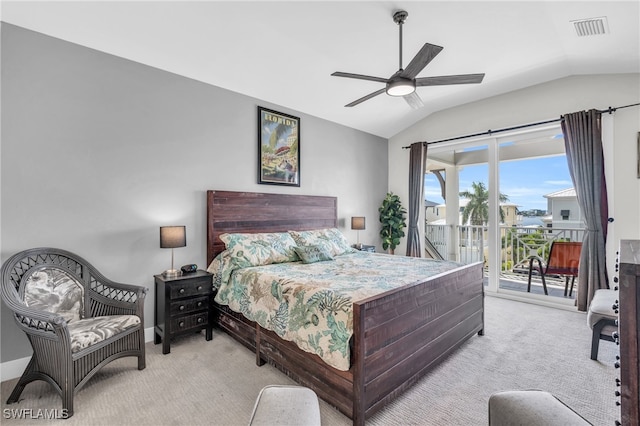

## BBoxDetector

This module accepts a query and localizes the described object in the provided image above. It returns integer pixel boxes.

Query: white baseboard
[0,357,30,383]
[1,327,156,382]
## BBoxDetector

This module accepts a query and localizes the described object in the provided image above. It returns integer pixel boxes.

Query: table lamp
[351,216,365,249]
[160,226,186,278]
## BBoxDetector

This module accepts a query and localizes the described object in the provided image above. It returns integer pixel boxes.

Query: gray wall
[0,23,388,364]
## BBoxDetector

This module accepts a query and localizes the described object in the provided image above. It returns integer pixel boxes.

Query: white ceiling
[1,1,638,139]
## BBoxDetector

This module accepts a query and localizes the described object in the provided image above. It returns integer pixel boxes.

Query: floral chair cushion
[288,228,356,257]
[23,268,84,323]
[67,315,141,353]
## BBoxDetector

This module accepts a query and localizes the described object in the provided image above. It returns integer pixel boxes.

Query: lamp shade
[351,217,366,231]
[160,226,186,248]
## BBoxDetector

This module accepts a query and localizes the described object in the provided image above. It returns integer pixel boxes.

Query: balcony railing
[425,224,585,275]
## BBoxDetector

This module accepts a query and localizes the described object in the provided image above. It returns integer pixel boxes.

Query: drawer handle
[197,301,203,307]
[197,285,202,291]
[197,317,203,323]
[179,321,185,328]
[179,288,185,294]
[179,305,185,311]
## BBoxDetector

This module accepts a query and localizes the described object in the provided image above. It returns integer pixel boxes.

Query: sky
[424,154,574,212]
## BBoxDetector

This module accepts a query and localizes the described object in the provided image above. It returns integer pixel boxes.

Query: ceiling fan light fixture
[331,9,483,108]
[386,78,415,96]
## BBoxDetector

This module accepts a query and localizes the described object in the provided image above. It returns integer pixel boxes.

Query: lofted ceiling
[1,1,638,139]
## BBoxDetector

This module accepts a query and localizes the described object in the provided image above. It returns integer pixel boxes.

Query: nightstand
[354,244,376,253]
[154,270,214,354]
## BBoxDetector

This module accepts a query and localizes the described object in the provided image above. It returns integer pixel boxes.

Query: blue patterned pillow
[207,249,235,287]
[293,245,334,264]
[220,232,299,271]
[289,228,356,257]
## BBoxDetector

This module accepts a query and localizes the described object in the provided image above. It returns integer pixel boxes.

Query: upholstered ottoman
[249,385,321,426]
[488,390,590,425]
[587,288,618,360]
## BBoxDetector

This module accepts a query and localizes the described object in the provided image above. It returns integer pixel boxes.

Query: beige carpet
[1,296,619,425]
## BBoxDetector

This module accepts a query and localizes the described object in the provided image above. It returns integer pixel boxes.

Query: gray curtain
[561,109,609,311]
[406,142,428,257]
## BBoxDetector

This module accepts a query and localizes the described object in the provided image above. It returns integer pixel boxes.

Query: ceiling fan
[331,10,485,108]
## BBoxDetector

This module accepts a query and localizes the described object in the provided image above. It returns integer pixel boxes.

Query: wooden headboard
[206,190,338,265]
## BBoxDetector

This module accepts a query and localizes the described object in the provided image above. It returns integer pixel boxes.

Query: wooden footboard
[352,261,484,424]
[213,261,483,425]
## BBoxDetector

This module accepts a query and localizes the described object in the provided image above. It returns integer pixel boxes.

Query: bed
[206,190,484,425]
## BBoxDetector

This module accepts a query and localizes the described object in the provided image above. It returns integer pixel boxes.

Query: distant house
[428,199,520,226]
[542,188,584,229]
[499,202,520,227]
[425,199,440,223]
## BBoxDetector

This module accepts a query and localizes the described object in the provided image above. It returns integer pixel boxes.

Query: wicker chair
[1,247,147,418]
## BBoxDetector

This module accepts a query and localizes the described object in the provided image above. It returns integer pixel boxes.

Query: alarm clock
[180,264,197,274]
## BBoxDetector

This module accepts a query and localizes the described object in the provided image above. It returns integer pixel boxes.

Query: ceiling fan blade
[345,88,387,107]
[403,92,424,109]
[400,43,443,79]
[331,72,388,84]
[416,73,485,86]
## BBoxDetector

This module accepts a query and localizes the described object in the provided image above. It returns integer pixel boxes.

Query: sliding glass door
[425,124,578,306]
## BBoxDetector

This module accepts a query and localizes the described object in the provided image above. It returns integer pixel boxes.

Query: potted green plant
[378,192,407,254]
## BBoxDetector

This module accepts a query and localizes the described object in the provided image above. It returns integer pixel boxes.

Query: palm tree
[459,181,509,225]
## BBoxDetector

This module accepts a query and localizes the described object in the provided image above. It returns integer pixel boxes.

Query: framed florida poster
[258,106,300,186]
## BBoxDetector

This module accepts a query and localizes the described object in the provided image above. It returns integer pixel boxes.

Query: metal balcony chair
[1,247,147,418]
[527,241,582,296]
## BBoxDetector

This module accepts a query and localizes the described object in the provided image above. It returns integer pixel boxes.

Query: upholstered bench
[249,385,321,426]
[488,390,590,425]
[587,288,618,360]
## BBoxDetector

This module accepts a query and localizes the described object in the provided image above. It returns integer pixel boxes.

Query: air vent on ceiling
[571,16,609,37]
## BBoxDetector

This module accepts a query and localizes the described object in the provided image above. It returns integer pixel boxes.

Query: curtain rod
[402,102,640,149]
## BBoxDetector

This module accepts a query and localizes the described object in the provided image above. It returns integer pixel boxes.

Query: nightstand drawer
[171,312,208,332]
[169,278,210,299]
[170,296,208,316]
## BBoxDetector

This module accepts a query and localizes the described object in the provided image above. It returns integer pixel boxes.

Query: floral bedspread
[213,251,463,371]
